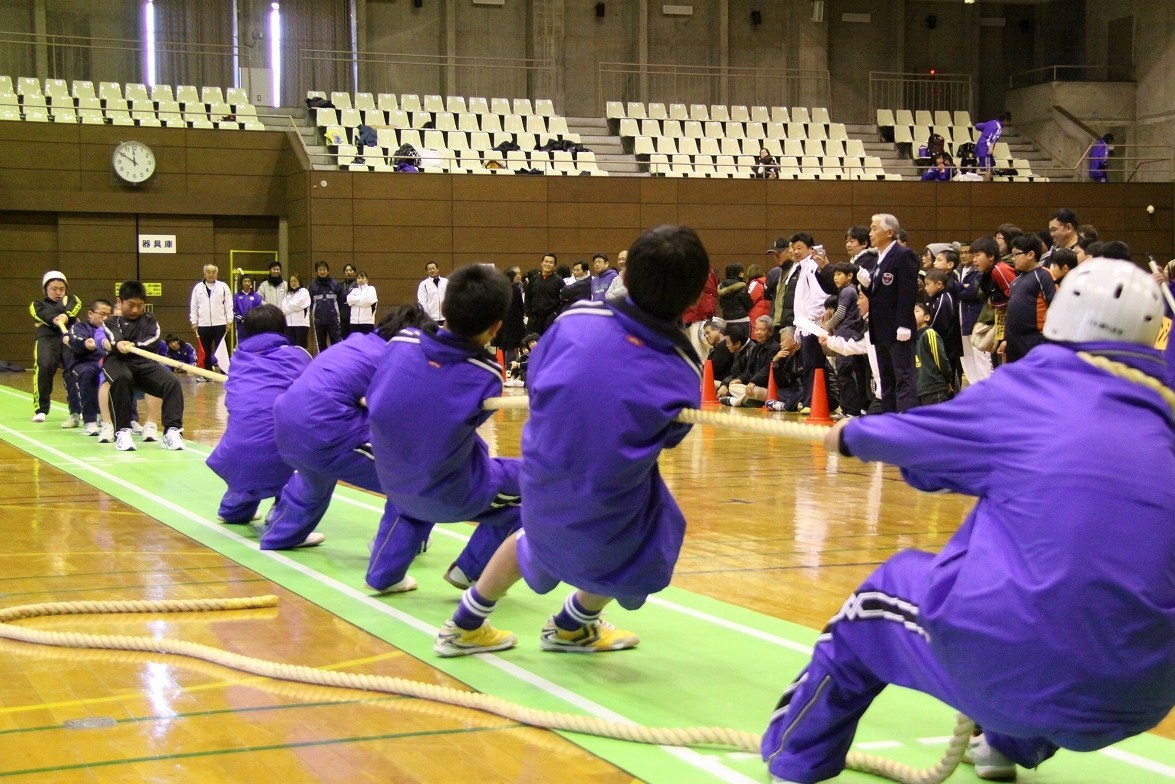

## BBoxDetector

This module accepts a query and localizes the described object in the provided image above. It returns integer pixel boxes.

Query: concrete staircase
[260,107,335,170]
[566,116,640,176]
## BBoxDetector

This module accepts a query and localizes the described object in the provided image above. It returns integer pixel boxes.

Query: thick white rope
[0,597,973,783]
[124,345,229,382]
[485,395,829,443]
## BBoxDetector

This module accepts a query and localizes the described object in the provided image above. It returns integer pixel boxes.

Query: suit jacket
[867,243,919,345]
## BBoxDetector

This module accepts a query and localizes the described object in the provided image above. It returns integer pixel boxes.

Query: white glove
[896,327,912,342]
[856,267,871,288]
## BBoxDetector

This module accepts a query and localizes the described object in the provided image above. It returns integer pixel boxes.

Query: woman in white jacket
[281,273,311,348]
[345,271,378,335]
[189,263,233,372]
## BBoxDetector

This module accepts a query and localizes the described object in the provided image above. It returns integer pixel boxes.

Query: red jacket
[681,268,718,324]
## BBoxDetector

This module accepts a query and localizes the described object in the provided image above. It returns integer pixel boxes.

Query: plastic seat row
[608,101,832,126]
[877,108,973,131]
[618,117,847,144]
[336,146,606,176]
[630,135,865,160]
[647,152,900,180]
[324,125,576,157]
[1,76,253,110]
[308,91,556,118]
[314,106,569,136]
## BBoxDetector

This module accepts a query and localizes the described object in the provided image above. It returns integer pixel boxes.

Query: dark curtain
[281,0,350,107]
[154,0,235,91]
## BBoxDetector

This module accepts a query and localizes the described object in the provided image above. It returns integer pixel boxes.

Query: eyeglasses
[1010,250,1026,256]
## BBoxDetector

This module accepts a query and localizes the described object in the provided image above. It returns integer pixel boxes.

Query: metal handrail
[1007,64,1124,90]
[597,62,831,116]
[868,71,972,121]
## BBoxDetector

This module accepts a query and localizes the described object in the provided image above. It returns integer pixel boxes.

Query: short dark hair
[542,253,557,263]
[505,268,518,283]
[995,224,1023,246]
[1011,233,1046,260]
[971,236,999,258]
[1078,224,1099,242]
[592,252,609,263]
[118,280,147,301]
[789,231,815,248]
[442,263,513,338]
[90,298,112,311]
[925,268,950,285]
[703,319,725,334]
[725,323,748,345]
[239,275,253,288]
[724,262,745,280]
[1085,241,1105,258]
[625,225,711,321]
[896,229,909,244]
[1098,240,1132,261]
[571,260,589,275]
[1049,248,1078,272]
[823,293,838,309]
[937,249,959,268]
[164,334,181,344]
[315,260,330,271]
[846,225,870,246]
[377,303,435,340]
[829,261,856,277]
[556,264,571,279]
[1050,208,1079,230]
[269,261,282,270]
[522,332,540,347]
[243,303,287,336]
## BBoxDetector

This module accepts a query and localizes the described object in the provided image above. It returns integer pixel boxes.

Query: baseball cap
[767,237,789,253]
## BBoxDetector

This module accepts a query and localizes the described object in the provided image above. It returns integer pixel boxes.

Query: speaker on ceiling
[751,10,762,25]
[927,14,937,29]
[595,2,605,18]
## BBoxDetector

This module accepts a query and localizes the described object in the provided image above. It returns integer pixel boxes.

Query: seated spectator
[921,153,954,181]
[505,333,540,388]
[159,334,198,372]
[764,327,805,412]
[703,320,734,381]
[736,316,781,407]
[751,148,779,179]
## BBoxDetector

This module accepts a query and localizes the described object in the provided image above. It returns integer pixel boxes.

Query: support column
[529,0,563,107]
[33,0,48,80]
[638,0,648,103]
[444,0,456,97]
[719,0,729,105]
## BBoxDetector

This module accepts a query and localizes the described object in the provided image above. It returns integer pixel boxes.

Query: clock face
[113,141,156,184]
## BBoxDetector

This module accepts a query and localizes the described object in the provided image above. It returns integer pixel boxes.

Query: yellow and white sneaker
[539,617,639,653]
[434,620,517,658]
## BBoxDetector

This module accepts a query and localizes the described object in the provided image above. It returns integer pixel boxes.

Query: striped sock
[552,593,600,633]
[452,586,497,631]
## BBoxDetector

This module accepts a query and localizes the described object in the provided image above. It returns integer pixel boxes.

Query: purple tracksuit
[67,320,112,423]
[516,299,701,609]
[206,332,311,523]
[974,118,1003,168]
[262,332,388,550]
[763,341,1175,783]
[365,328,520,591]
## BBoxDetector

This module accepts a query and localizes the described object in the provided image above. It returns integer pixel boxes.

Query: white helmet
[42,270,67,290]
[1043,258,1163,345]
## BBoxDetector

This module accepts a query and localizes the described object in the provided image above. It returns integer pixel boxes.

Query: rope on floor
[0,595,974,784]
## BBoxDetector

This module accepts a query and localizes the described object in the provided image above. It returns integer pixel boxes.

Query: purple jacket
[206,332,311,494]
[518,299,701,608]
[842,341,1175,747]
[366,328,512,523]
[974,118,1003,157]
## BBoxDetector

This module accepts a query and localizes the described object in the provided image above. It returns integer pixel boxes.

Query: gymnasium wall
[0,121,1171,365]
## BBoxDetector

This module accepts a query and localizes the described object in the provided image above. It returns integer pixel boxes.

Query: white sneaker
[368,576,419,595]
[295,532,325,548]
[443,563,472,590]
[97,423,115,443]
[130,420,143,435]
[31,413,46,423]
[114,429,136,451]
[141,423,159,442]
[60,413,81,429]
[83,422,100,436]
[969,735,1017,781]
[161,428,185,451]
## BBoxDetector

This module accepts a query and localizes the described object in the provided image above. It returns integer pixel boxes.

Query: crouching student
[763,260,1175,784]
[67,299,113,436]
[432,225,711,657]
[262,305,438,572]
[364,268,523,595]
[206,305,311,525]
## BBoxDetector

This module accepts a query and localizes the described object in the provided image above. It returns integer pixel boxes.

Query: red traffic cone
[762,368,779,413]
[806,367,834,425]
[701,359,719,406]
[496,348,507,382]
[196,339,206,368]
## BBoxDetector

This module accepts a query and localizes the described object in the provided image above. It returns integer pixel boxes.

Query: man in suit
[866,214,919,412]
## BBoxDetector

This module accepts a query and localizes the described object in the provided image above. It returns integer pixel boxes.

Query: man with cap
[29,270,83,424]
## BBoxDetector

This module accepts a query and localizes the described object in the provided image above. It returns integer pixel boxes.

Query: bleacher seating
[613,100,891,179]
[876,107,1047,181]
[0,76,267,131]
[313,90,603,176]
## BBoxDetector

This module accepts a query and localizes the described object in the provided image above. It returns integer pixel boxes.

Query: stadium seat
[605,101,624,120]
[354,92,375,111]
[709,104,729,122]
[377,93,398,112]
[446,95,467,114]
[689,103,708,121]
[648,102,667,121]
[423,94,444,113]
[400,93,422,112]
[534,98,554,116]
[668,103,688,121]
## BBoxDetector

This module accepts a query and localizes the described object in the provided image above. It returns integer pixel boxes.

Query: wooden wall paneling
[762,205,855,237]
[640,203,681,229]
[362,199,455,227]
[546,177,641,205]
[452,173,543,203]
[640,178,679,204]
[546,201,642,231]
[451,226,550,256]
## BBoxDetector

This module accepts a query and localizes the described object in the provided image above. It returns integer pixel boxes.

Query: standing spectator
[746,264,771,323]
[1001,233,1055,363]
[605,249,629,302]
[866,214,920,412]
[281,273,311,349]
[524,253,564,334]
[493,267,527,365]
[764,237,789,310]
[345,270,378,335]
[416,261,449,327]
[189,263,232,374]
[913,301,954,405]
[1089,133,1113,182]
[974,112,1009,178]
[957,241,990,384]
[589,253,618,302]
[845,226,878,275]
[1046,208,1081,260]
[771,243,801,336]
[257,261,287,308]
[30,270,83,423]
[717,263,753,327]
[924,268,962,387]
[790,233,828,408]
[973,236,1016,371]
[1048,248,1079,287]
[681,266,718,361]
[308,260,344,352]
[823,263,868,417]
[339,263,358,338]
[560,260,592,309]
[995,223,1022,264]
[233,275,263,340]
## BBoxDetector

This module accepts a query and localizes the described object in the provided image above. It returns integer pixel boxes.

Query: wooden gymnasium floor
[1,369,1174,784]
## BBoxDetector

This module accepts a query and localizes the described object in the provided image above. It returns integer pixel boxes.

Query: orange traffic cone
[762,368,779,413]
[806,367,834,425]
[701,359,719,406]
[496,348,507,383]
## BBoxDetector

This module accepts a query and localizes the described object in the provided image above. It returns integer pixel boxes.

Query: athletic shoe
[418,537,430,554]
[60,413,81,429]
[97,423,114,443]
[130,420,143,435]
[31,413,46,423]
[968,735,1017,782]
[433,620,517,658]
[161,428,185,451]
[539,617,639,653]
[294,532,325,548]
[765,400,788,412]
[443,563,472,590]
[141,423,159,442]
[367,576,418,595]
[195,376,207,383]
[798,405,812,415]
[718,396,733,406]
[114,429,136,452]
[503,378,525,388]
[83,422,100,436]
